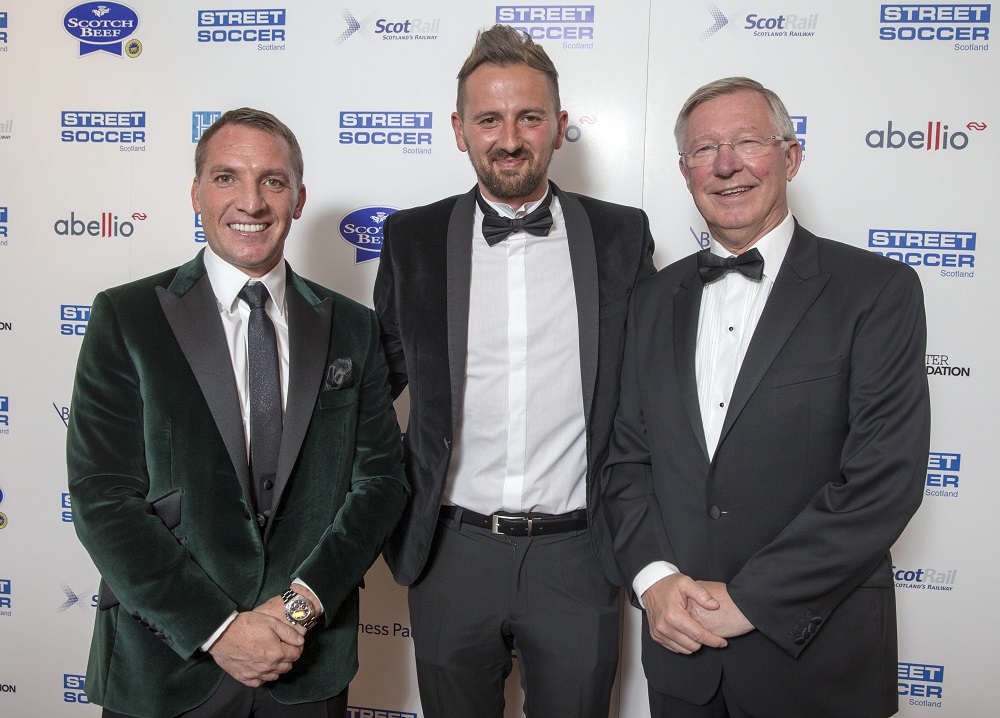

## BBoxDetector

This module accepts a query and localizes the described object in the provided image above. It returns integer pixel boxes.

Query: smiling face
[191,123,306,277]
[452,62,568,209]
[679,89,801,254]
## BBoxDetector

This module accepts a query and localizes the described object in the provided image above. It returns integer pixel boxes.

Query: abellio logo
[54,211,147,238]
[339,206,396,264]
[865,120,987,150]
[63,2,140,57]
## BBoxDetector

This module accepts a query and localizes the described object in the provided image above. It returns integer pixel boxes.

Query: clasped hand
[207,594,310,688]
[641,575,754,654]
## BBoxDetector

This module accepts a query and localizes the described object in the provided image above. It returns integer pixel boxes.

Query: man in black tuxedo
[602,77,930,717]
[374,24,654,718]
[68,108,408,718]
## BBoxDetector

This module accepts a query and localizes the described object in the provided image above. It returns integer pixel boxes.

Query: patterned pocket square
[325,358,354,389]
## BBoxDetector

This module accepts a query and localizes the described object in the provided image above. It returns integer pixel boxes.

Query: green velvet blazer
[67,251,408,718]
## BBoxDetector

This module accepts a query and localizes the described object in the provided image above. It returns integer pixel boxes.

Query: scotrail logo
[192,111,222,142]
[339,112,432,152]
[927,451,960,498]
[63,2,141,57]
[496,5,596,49]
[335,10,440,45]
[340,206,396,264]
[898,662,945,708]
[0,118,10,140]
[880,4,990,50]
[867,229,976,277]
[700,4,819,39]
[197,9,287,49]
[893,565,958,592]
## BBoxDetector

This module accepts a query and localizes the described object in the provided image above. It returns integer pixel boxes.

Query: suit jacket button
[263,479,274,491]
[708,506,722,520]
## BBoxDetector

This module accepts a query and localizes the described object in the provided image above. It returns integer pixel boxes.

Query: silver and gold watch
[282,589,318,630]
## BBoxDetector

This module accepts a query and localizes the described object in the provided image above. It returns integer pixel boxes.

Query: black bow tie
[477,189,554,246]
[697,248,765,284]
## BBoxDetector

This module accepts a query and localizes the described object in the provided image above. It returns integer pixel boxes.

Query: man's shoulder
[100,265,186,302]
[805,227,921,285]
[294,274,374,319]
[386,193,465,227]
[562,190,647,222]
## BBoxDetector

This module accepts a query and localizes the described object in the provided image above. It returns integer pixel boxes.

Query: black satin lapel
[156,278,252,505]
[271,287,333,509]
[718,263,829,447]
[446,188,477,432]
[673,274,709,460]
[556,184,599,426]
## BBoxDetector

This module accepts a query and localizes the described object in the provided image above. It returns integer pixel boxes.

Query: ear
[553,110,569,149]
[190,178,201,213]
[451,112,469,153]
[293,184,306,220]
[785,140,802,181]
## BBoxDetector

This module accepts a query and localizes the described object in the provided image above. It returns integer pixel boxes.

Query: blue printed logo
[339,206,396,264]
[64,2,140,57]
[192,111,222,142]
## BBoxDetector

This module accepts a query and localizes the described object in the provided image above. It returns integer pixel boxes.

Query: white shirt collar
[203,244,287,317]
[481,185,552,218]
[709,210,794,283]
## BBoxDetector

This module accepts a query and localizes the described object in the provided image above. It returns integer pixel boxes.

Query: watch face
[288,598,311,622]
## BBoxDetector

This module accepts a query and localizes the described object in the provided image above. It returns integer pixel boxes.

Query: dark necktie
[697,248,765,284]
[239,282,282,528]
[477,188,554,246]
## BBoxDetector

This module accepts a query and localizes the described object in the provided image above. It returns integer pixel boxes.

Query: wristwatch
[282,589,318,630]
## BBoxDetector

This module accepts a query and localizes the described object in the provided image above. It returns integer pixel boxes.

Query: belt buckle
[491,514,533,536]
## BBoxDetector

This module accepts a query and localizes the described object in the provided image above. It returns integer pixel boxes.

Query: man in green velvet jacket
[66,108,408,718]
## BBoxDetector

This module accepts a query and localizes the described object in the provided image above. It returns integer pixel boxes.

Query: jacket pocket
[771,356,846,388]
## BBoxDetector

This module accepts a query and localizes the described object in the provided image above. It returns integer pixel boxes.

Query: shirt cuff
[201,611,238,652]
[633,561,680,609]
[292,577,324,615]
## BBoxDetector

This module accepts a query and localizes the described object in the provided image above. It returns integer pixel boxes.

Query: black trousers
[648,674,756,718]
[408,512,620,718]
[102,675,348,718]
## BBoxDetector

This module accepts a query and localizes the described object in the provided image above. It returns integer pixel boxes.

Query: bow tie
[697,248,765,284]
[477,189,554,246]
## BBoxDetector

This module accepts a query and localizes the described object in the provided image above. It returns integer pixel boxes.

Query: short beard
[472,147,549,202]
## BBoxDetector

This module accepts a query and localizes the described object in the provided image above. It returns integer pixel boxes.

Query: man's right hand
[642,573,728,654]
[208,611,305,687]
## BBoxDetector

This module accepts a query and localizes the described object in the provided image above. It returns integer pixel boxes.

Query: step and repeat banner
[0,1,994,716]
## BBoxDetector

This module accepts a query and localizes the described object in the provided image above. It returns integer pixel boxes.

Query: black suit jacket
[374,183,655,586]
[67,251,408,718]
[602,223,930,717]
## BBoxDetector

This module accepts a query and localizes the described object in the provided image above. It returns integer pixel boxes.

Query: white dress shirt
[632,211,795,602]
[444,189,588,516]
[200,246,320,649]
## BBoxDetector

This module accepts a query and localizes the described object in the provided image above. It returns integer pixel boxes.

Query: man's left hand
[687,581,755,638]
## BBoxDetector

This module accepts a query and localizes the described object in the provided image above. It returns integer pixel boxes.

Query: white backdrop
[0,1,994,716]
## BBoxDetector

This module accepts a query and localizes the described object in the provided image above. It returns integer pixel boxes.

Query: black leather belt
[440,505,588,537]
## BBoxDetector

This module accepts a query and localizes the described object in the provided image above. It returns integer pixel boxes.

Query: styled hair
[456,24,560,116]
[194,107,304,186]
[674,77,796,152]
